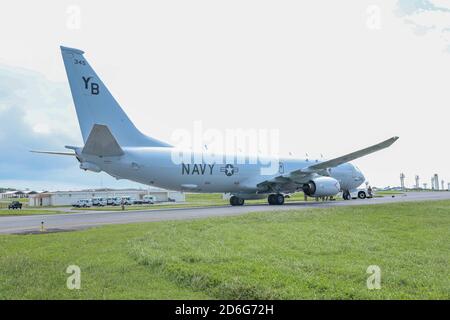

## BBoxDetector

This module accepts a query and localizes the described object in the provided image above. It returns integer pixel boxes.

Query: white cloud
[32,123,51,134]
[396,0,450,51]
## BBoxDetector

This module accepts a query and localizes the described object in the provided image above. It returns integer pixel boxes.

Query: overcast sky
[0,0,449,190]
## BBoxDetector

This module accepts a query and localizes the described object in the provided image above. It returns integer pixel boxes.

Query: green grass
[374,191,405,195]
[0,200,448,299]
[0,209,61,216]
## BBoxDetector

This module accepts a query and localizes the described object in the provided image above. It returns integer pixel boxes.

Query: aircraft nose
[352,165,365,182]
[358,171,365,182]
[355,168,365,182]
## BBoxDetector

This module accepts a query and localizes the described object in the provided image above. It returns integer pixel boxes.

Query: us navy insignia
[220,164,238,176]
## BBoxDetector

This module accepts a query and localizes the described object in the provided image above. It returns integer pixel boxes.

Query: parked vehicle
[110,197,122,206]
[110,196,133,206]
[8,201,22,210]
[106,197,115,205]
[350,188,373,200]
[92,197,107,206]
[142,195,156,204]
[73,199,92,208]
[120,196,134,205]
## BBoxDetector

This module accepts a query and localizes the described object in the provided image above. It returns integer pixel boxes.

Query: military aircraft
[33,46,398,206]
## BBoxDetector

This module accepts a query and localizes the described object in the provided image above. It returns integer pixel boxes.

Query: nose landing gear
[268,194,285,205]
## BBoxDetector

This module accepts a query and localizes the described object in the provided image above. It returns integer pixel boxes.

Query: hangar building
[1,190,39,199]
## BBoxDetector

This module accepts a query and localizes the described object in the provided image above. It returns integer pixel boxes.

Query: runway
[1,192,449,234]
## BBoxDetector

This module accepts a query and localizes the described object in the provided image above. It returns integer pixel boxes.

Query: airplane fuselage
[79,147,365,195]
[46,46,396,205]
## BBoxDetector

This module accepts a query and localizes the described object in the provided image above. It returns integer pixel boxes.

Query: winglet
[378,136,399,148]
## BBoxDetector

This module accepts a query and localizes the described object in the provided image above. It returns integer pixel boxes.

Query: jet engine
[302,177,340,197]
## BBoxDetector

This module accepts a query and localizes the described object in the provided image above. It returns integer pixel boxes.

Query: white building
[1,190,40,199]
[28,188,185,207]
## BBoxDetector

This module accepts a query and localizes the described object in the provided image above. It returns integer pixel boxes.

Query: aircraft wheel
[343,191,351,200]
[275,194,285,205]
[268,194,276,205]
[230,196,244,206]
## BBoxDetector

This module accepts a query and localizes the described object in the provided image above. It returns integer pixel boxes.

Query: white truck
[142,195,156,204]
[73,199,92,208]
[111,196,134,206]
[92,197,107,206]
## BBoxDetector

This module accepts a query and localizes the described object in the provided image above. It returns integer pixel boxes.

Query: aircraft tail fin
[82,124,124,157]
[60,46,171,148]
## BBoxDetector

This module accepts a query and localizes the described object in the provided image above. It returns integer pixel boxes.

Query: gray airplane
[33,46,398,206]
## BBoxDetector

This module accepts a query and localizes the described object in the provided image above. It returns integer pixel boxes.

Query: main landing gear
[230,195,245,206]
[268,194,285,205]
[343,190,351,200]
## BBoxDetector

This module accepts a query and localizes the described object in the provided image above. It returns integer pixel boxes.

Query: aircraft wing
[298,136,399,172]
[256,136,399,192]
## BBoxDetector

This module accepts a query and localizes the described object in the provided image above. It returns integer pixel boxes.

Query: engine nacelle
[302,177,340,197]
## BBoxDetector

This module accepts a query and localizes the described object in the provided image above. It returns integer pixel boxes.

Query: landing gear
[268,194,285,205]
[343,190,351,200]
[230,196,244,206]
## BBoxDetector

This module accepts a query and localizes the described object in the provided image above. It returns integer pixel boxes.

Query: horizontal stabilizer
[82,124,124,157]
[30,150,76,156]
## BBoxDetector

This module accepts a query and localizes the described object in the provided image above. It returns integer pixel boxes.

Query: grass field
[0,209,61,217]
[0,200,448,299]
